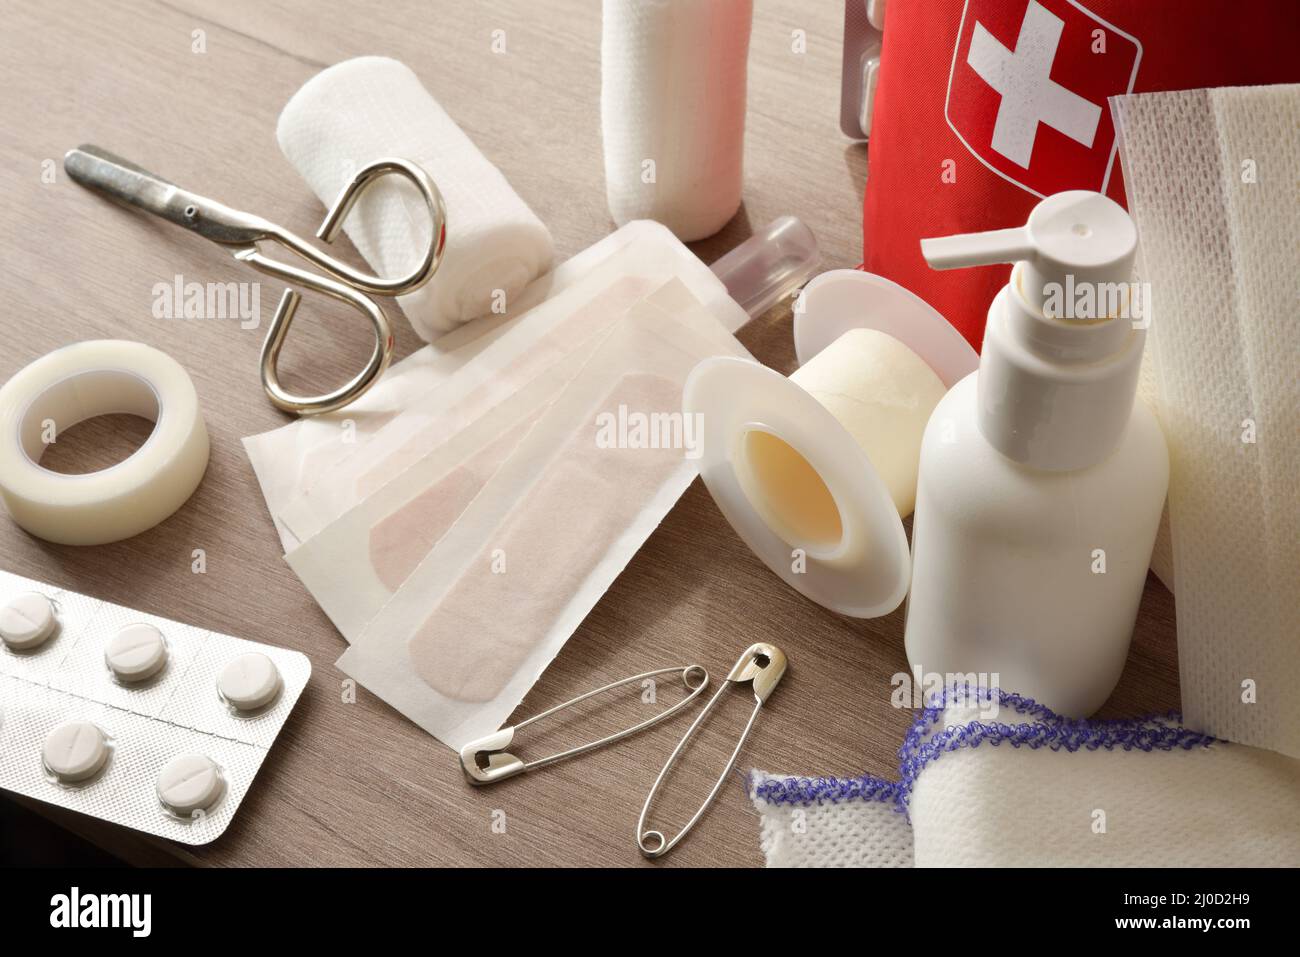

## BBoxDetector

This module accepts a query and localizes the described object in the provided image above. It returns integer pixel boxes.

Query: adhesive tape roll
[0,341,209,545]
[685,270,977,618]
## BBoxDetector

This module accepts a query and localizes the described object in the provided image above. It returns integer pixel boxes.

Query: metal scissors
[64,144,447,415]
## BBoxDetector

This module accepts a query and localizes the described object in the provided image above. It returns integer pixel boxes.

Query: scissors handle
[274,157,447,299]
[236,248,393,416]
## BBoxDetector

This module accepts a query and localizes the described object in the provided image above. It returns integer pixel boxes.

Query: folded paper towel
[277,56,554,340]
[752,688,1300,867]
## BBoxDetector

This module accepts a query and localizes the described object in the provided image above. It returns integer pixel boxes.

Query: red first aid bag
[864,0,1300,349]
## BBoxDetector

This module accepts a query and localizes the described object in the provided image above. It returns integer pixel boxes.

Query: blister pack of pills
[0,569,310,846]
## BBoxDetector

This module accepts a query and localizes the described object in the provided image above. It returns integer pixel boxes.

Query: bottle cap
[920,192,1145,470]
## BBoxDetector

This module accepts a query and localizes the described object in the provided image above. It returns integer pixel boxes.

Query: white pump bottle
[903,192,1168,717]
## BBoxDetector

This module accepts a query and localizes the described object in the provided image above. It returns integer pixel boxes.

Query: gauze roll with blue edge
[601,0,753,241]
[277,56,554,341]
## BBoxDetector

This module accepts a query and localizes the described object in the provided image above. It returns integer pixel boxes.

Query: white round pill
[105,622,168,682]
[217,652,282,711]
[42,720,109,783]
[156,754,224,816]
[0,591,58,650]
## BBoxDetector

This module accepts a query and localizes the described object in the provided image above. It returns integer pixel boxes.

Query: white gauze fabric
[277,56,554,340]
[752,775,914,868]
[1112,84,1300,758]
[752,689,1300,867]
[601,0,752,241]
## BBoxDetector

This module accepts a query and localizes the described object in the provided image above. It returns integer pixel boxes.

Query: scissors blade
[64,144,273,246]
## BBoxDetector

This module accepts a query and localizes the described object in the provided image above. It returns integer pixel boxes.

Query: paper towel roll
[601,0,752,241]
[277,56,554,341]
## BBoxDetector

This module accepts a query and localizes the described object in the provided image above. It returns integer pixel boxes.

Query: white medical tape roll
[685,270,976,617]
[0,341,209,546]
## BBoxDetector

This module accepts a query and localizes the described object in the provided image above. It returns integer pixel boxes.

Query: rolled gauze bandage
[0,341,209,545]
[601,0,752,241]
[277,56,555,341]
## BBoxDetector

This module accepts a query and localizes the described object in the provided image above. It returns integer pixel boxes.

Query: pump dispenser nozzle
[919,191,1145,471]
[921,191,1137,318]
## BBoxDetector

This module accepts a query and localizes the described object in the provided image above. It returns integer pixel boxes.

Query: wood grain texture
[0,0,1179,867]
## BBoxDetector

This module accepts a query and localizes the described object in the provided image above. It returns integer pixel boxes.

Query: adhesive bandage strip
[278,274,659,544]
[244,221,745,552]
[285,335,600,641]
[0,569,309,845]
[275,225,747,544]
[0,341,208,546]
[242,220,637,551]
[289,280,739,643]
[337,292,749,749]
[412,371,683,704]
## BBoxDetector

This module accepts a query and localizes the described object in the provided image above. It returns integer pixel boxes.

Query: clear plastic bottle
[903,192,1168,717]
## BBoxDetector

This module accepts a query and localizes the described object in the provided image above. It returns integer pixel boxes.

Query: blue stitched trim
[751,685,1216,817]
[753,773,902,807]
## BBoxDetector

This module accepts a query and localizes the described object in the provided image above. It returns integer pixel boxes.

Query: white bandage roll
[601,0,753,241]
[277,56,555,341]
[0,341,209,545]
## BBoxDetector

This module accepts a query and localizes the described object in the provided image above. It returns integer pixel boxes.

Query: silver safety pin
[637,642,787,858]
[459,664,710,785]
[64,145,447,416]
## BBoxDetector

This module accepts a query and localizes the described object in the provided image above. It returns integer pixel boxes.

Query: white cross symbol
[967,0,1102,168]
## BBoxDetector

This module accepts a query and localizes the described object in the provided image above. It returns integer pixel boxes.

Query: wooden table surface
[0,0,1179,867]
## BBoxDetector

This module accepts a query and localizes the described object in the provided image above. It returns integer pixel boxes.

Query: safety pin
[459,664,710,785]
[636,642,787,858]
